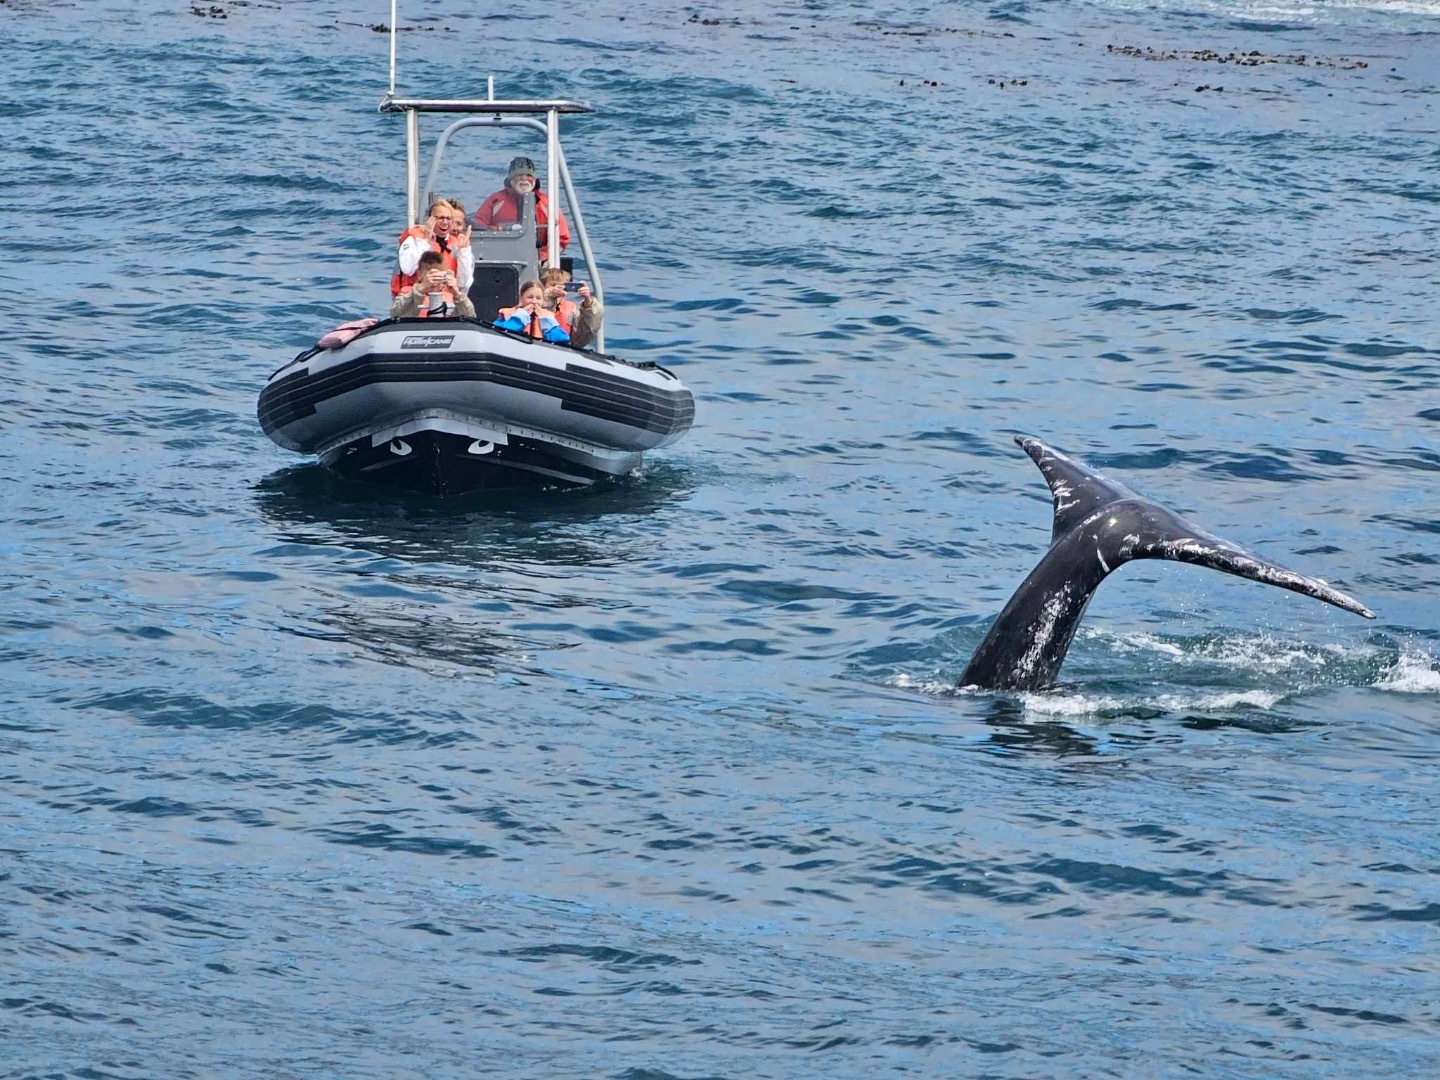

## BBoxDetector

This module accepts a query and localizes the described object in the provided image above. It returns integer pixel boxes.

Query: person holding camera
[539,266,604,350]
[391,198,474,298]
[389,250,475,319]
[472,157,570,266]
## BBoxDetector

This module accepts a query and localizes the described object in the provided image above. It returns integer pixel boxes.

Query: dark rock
[1109,42,1369,71]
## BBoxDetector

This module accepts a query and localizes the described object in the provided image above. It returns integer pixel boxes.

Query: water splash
[1374,646,1440,694]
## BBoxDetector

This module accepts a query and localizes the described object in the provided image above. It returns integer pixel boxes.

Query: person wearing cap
[472,156,571,264]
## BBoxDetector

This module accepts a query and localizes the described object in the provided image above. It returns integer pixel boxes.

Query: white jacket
[397,232,474,292]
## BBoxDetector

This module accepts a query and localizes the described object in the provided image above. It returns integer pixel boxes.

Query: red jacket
[472,188,570,253]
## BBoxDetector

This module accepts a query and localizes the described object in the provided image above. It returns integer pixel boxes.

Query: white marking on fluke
[957,434,1376,692]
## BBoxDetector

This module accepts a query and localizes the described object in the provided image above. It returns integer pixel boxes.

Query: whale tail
[959,436,1374,692]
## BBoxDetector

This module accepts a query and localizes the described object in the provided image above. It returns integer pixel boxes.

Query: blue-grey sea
[2,0,1438,1076]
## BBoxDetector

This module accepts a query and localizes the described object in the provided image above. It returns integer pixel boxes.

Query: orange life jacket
[497,304,547,339]
[389,225,461,297]
[548,297,578,335]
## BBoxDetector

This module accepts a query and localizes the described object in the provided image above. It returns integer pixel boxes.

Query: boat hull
[320,422,643,494]
[258,319,694,493]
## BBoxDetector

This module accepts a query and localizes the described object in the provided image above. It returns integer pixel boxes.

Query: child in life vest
[493,279,571,343]
[539,266,604,351]
[390,250,476,318]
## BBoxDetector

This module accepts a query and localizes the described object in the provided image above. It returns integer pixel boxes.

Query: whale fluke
[959,436,1375,692]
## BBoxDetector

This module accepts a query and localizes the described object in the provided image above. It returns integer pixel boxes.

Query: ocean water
[2,0,1438,1076]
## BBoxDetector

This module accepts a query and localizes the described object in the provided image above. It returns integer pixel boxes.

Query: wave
[1374,646,1440,693]
[887,631,1437,712]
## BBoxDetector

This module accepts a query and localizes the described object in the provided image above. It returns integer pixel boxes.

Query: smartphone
[563,281,583,294]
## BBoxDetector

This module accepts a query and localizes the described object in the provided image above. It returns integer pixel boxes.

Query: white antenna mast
[388,0,398,95]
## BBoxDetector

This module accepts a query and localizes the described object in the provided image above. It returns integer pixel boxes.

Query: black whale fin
[959,435,1375,692]
[1022,435,1141,545]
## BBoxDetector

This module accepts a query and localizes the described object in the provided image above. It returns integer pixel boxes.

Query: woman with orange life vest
[539,266,604,351]
[472,157,570,266]
[392,198,474,298]
[493,279,570,343]
[390,250,476,319]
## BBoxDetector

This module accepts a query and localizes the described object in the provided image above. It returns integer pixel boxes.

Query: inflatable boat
[258,75,697,494]
[259,318,694,494]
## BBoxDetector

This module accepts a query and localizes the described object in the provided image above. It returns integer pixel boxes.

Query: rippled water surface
[3,0,1439,1076]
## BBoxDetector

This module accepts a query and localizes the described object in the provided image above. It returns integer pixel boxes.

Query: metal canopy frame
[378,89,605,351]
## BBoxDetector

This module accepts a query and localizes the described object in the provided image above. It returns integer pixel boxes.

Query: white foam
[1305,0,1440,14]
[1017,687,1285,718]
[1153,689,1287,710]
[889,671,962,696]
[1093,0,1440,22]
[889,670,1286,714]
[896,636,1435,710]
[1086,626,1382,675]
[1102,629,1186,658]
[1016,692,1128,716]
[1187,636,1334,673]
[1375,648,1440,694]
